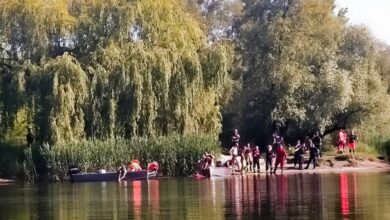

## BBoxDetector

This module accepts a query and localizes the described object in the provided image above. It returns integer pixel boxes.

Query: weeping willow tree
[0,0,233,143]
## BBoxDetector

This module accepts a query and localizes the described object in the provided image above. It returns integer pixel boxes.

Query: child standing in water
[273,144,287,174]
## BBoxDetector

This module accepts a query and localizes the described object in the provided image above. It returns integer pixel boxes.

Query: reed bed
[40,135,220,180]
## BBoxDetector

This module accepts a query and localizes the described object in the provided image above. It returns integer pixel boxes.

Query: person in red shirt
[252,146,261,173]
[148,161,159,173]
[273,144,287,174]
[338,129,346,153]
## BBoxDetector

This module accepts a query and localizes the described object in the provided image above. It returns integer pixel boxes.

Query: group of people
[228,128,359,174]
[118,160,159,181]
[337,129,358,154]
[229,129,288,174]
[229,129,263,173]
[292,131,323,170]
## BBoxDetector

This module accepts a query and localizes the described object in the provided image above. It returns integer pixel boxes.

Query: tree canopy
[234,0,390,145]
[0,0,233,143]
[1,0,390,147]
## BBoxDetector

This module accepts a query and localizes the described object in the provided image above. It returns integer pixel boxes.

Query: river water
[1,172,390,219]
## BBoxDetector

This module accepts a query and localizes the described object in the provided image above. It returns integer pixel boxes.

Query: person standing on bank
[312,131,322,158]
[26,128,34,148]
[229,143,241,171]
[348,130,358,155]
[232,129,240,146]
[338,129,346,153]
[273,144,287,174]
[265,145,275,173]
[252,146,261,173]
[294,140,305,169]
[305,140,318,169]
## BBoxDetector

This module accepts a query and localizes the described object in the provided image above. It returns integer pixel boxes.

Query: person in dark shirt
[305,143,318,169]
[312,131,322,158]
[26,128,34,148]
[348,130,358,155]
[252,146,261,173]
[304,136,311,149]
[294,140,305,169]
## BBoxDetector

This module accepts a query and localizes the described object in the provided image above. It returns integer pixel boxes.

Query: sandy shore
[220,155,390,175]
[241,155,390,175]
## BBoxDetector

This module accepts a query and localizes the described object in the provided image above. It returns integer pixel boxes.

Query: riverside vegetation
[1,0,390,181]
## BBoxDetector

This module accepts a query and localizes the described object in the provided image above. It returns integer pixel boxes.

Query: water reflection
[148,180,160,215]
[0,173,390,219]
[340,173,350,218]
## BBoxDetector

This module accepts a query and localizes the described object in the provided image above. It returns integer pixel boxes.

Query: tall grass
[40,135,220,180]
[367,136,390,159]
[0,142,39,182]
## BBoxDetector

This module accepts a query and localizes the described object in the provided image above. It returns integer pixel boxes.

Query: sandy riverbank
[217,153,390,175]
[239,155,390,175]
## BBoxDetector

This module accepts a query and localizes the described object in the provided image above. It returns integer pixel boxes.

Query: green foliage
[0,143,23,177]
[2,0,390,181]
[0,142,38,181]
[40,135,220,179]
[0,0,233,142]
[234,0,390,145]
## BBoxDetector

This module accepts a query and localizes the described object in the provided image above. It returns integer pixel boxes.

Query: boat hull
[209,167,233,177]
[70,170,155,182]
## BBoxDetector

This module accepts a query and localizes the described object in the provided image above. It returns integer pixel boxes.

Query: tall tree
[236,0,390,144]
[0,0,234,143]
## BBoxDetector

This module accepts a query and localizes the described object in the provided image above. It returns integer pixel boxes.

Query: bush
[40,135,220,180]
[0,143,23,178]
[0,142,40,181]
